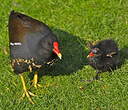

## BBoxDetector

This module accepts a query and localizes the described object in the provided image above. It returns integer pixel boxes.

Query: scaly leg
[19,74,36,104]
[31,72,42,88]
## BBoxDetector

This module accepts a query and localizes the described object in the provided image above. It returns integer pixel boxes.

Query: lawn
[0,0,128,109]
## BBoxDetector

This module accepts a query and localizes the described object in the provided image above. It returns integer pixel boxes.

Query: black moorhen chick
[87,39,121,80]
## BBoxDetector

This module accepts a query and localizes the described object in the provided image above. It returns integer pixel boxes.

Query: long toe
[31,79,42,89]
[33,83,42,89]
[20,90,36,104]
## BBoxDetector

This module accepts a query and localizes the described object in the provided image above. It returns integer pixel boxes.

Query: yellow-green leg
[32,72,42,88]
[19,74,35,104]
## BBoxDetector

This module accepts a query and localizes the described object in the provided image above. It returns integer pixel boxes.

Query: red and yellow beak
[53,51,62,59]
[57,53,62,59]
[53,42,62,59]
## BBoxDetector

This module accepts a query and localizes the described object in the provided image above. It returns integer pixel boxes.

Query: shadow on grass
[29,28,88,79]
[120,46,128,63]
[44,28,88,76]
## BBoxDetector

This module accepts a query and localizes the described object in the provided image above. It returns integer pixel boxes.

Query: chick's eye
[92,49,97,54]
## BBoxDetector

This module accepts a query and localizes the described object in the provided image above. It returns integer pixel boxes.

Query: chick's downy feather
[87,39,121,72]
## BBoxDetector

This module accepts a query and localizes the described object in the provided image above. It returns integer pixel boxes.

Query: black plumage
[87,39,121,80]
[8,10,62,104]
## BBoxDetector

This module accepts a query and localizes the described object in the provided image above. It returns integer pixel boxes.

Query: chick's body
[88,39,121,73]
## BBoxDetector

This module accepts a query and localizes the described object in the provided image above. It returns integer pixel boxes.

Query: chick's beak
[57,53,62,59]
[87,55,90,58]
[87,52,94,58]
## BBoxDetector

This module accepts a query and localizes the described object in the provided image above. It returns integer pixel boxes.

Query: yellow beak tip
[58,53,62,59]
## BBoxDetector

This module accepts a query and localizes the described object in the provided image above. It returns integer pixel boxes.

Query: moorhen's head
[39,36,62,61]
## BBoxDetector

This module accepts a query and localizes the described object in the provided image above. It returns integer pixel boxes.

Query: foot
[95,74,100,80]
[20,89,36,104]
[31,79,42,88]
[19,74,36,104]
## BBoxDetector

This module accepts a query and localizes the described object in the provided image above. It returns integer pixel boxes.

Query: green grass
[0,0,128,109]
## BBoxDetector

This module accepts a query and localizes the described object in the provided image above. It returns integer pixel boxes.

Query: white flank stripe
[10,42,22,46]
